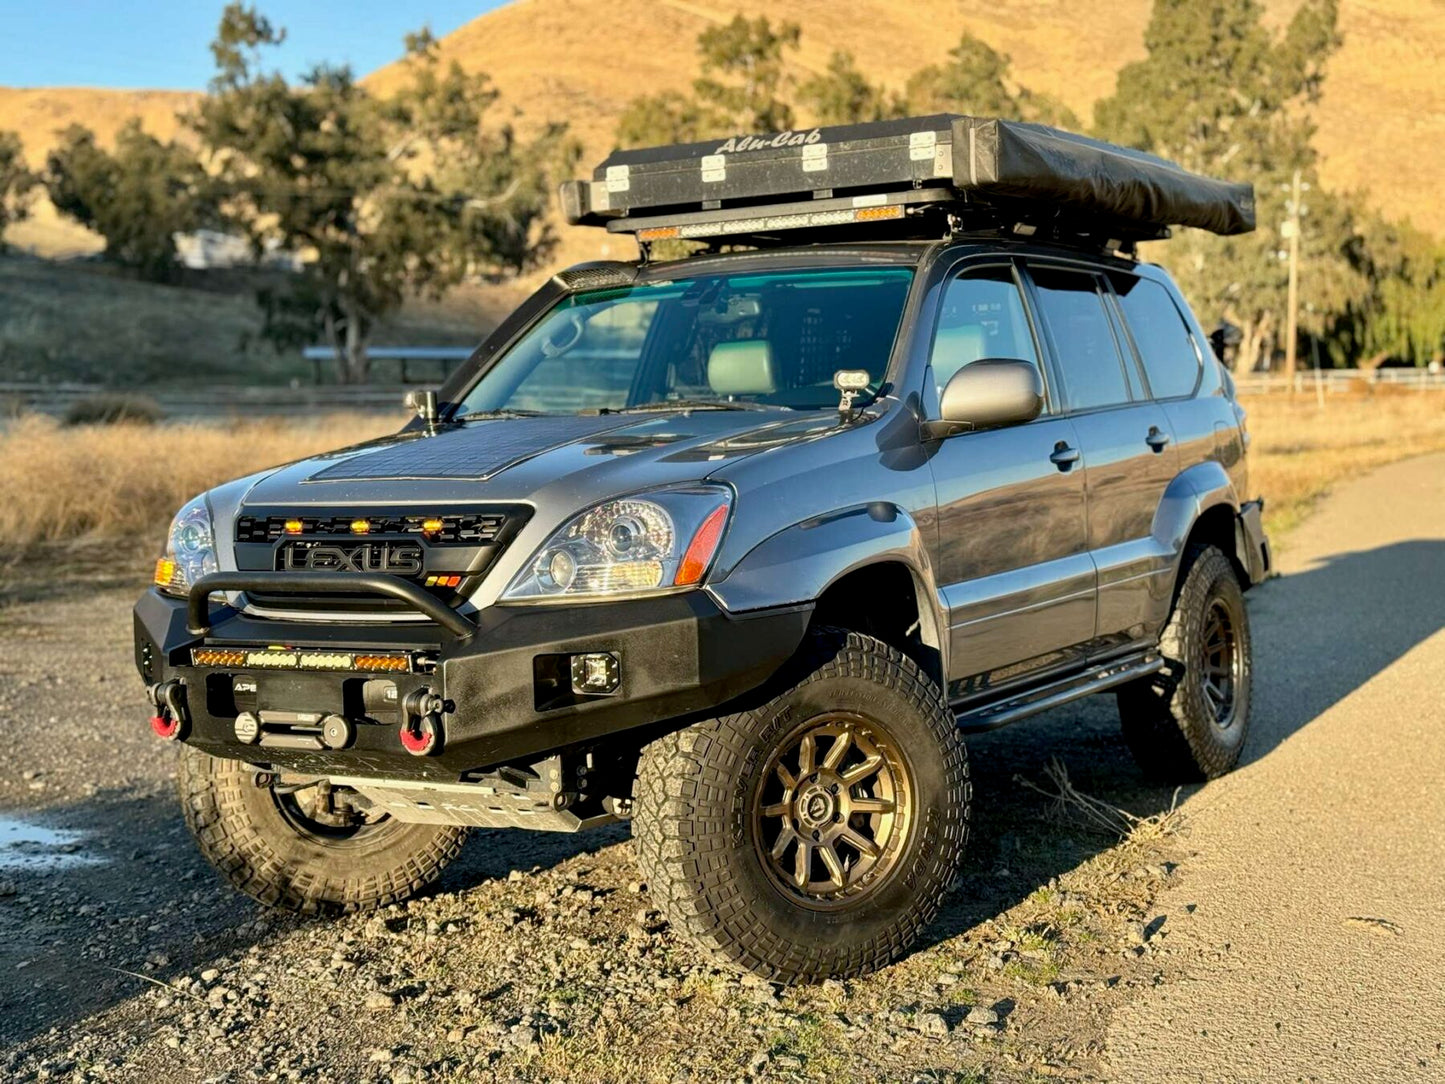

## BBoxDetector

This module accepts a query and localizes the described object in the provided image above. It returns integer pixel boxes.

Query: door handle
[1049,442,1081,470]
[1146,426,1171,452]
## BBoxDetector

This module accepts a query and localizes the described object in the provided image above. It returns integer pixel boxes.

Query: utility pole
[1282,168,1302,391]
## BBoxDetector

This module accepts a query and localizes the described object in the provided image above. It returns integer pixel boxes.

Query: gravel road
[1,453,1439,1082]
[1106,452,1445,1082]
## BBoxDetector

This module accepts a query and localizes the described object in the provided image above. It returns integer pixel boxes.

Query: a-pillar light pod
[570,652,621,695]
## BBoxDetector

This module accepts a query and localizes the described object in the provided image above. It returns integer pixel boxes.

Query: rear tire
[178,746,467,914]
[1117,544,1252,781]
[633,628,970,982]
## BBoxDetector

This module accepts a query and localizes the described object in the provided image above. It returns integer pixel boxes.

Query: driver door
[923,262,1094,697]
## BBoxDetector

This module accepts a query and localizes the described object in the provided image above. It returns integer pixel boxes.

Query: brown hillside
[4,0,1442,264]
[367,0,1445,259]
[0,86,199,256]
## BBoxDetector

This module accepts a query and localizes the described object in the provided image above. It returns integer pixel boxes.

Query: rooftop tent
[561,114,1255,248]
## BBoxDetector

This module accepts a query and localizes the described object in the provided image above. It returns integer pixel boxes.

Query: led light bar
[189,647,414,673]
[634,203,904,244]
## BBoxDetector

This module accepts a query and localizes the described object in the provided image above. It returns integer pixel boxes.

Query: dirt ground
[1,454,1441,1082]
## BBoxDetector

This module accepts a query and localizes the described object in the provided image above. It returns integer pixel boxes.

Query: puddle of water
[0,815,104,872]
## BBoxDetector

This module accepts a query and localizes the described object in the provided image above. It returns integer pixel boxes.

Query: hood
[236,409,847,511]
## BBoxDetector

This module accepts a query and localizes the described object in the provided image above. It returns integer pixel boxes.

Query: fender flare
[1153,459,1244,582]
[707,502,949,675]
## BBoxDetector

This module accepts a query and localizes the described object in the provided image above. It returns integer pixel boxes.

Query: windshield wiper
[454,408,550,421]
[601,399,781,414]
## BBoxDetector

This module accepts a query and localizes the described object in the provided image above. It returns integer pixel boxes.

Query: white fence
[1234,368,1445,395]
[0,382,414,419]
[5,365,1443,420]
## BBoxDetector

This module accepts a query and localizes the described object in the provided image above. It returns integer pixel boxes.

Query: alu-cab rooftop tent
[561,114,1255,250]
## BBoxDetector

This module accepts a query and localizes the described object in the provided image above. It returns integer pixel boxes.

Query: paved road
[1106,453,1445,1082]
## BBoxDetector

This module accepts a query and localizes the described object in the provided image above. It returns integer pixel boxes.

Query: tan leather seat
[708,340,776,396]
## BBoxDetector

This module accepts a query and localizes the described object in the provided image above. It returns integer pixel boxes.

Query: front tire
[178,746,467,914]
[633,629,970,983]
[1117,544,1253,781]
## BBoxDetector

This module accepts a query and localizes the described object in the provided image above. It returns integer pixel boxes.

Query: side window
[930,266,1039,397]
[1112,275,1203,399]
[1029,266,1131,412]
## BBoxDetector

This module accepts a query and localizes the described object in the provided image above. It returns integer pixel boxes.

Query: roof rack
[561,115,1255,253]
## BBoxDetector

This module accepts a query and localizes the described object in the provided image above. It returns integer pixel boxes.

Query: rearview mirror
[924,359,1043,438]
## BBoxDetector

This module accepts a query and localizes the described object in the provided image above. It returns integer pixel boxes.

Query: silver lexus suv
[134,115,1270,982]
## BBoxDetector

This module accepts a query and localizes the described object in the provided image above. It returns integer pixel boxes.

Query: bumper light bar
[189,647,414,673]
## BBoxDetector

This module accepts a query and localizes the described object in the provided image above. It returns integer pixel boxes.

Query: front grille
[232,505,530,617]
[235,512,508,545]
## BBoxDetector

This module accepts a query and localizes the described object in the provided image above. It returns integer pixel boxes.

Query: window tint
[930,266,1039,396]
[1029,267,1131,411]
[1113,276,1202,399]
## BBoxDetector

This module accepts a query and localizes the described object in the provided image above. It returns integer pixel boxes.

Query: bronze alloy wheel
[752,712,915,909]
[1200,596,1241,728]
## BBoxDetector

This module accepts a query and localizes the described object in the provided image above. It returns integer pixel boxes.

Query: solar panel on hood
[308,416,635,482]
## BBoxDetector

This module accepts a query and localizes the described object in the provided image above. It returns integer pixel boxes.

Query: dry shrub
[0,413,394,554]
[62,393,165,427]
[1016,757,1183,842]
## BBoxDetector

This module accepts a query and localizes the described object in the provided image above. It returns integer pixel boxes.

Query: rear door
[1023,262,1179,654]
[924,260,1094,697]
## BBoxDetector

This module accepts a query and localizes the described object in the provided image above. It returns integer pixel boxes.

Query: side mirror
[924,359,1043,438]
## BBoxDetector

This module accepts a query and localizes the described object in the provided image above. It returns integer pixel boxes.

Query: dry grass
[1244,392,1445,538]
[1016,757,1183,841]
[0,392,1439,565]
[0,256,505,385]
[0,414,393,558]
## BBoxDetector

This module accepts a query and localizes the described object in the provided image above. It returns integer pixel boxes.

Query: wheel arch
[1155,460,1252,594]
[707,502,948,684]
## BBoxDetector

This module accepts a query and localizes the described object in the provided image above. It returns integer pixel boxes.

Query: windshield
[455,266,914,416]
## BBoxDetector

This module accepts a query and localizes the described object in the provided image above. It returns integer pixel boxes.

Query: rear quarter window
[1114,276,1203,400]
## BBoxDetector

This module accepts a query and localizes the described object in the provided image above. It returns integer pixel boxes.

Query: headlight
[154,495,218,597]
[502,485,732,602]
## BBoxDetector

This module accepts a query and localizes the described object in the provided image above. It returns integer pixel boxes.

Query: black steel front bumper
[134,577,811,781]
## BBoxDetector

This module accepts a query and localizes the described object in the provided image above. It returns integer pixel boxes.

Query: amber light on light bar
[192,648,246,668]
[355,654,410,672]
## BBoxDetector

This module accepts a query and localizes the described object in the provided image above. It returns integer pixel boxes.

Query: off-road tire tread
[178,746,467,914]
[633,628,970,983]
[1118,544,1252,781]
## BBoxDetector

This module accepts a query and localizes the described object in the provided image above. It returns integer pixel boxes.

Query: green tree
[615,91,709,150]
[905,33,1078,127]
[44,120,210,279]
[0,131,37,246]
[195,4,575,383]
[1328,217,1445,367]
[1094,0,1352,372]
[797,51,904,125]
[615,15,801,149]
[693,15,801,133]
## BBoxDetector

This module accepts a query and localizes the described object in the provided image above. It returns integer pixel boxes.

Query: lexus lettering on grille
[277,540,424,575]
